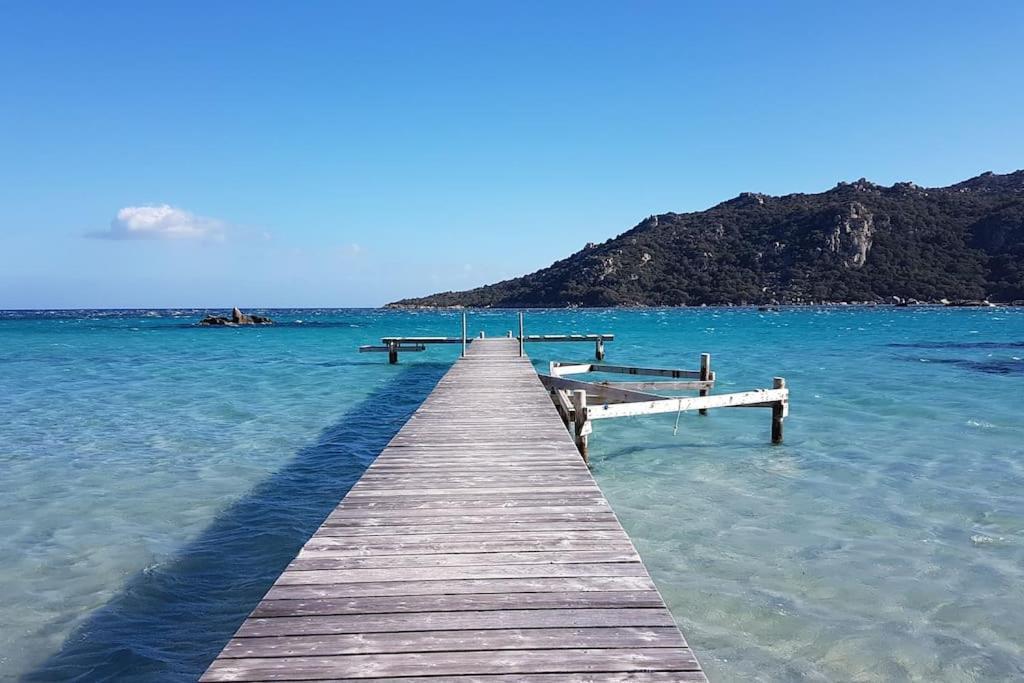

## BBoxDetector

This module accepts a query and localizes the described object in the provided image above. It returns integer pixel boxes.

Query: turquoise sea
[1,307,1022,681]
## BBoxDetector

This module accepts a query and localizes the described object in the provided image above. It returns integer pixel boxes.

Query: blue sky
[1,1,1022,308]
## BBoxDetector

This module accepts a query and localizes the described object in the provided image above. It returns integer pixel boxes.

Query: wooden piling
[518,311,525,357]
[595,338,605,361]
[772,377,786,443]
[461,312,467,358]
[698,353,711,415]
[388,341,398,365]
[572,389,589,463]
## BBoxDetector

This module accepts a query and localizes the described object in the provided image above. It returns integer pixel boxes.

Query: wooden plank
[320,512,617,527]
[600,380,713,391]
[235,609,680,637]
[538,373,667,403]
[327,504,611,517]
[587,387,789,420]
[219,626,684,657]
[288,550,639,570]
[581,362,703,379]
[349,674,708,682]
[301,539,635,556]
[380,336,465,344]
[308,530,630,544]
[350,477,599,489]
[312,524,624,538]
[339,489,606,499]
[202,648,697,681]
[202,337,705,681]
[524,333,614,341]
[265,576,659,600]
[276,563,650,584]
[251,591,667,617]
[548,362,595,377]
[359,344,427,353]
[334,496,609,510]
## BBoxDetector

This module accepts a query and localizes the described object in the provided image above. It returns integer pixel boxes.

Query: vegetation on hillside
[390,171,1024,307]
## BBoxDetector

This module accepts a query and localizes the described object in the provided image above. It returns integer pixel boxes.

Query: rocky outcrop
[826,202,875,269]
[199,308,274,326]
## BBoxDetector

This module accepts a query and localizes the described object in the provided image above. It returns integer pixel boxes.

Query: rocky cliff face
[826,202,875,269]
[390,170,1024,307]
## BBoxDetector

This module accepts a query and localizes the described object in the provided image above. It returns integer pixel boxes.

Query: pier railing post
[461,312,467,358]
[698,353,711,415]
[572,389,589,463]
[518,311,524,357]
[772,376,786,443]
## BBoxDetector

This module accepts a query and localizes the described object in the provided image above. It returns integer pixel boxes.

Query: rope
[673,401,684,436]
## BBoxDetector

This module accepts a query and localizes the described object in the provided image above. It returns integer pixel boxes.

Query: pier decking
[202,338,706,682]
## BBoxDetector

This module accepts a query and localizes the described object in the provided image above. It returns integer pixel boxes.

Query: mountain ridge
[389,170,1024,307]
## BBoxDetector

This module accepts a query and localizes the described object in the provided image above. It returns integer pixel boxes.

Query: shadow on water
[888,340,1024,349]
[26,362,449,682]
[898,355,1024,375]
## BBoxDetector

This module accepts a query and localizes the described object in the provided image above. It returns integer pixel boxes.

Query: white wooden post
[461,312,467,358]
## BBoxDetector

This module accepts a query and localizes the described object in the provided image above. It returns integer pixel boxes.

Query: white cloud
[89,204,226,241]
[328,243,365,260]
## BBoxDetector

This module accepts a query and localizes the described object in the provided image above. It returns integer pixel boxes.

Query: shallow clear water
[1,307,1022,681]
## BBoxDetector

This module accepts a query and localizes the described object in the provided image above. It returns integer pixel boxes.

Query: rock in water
[198,315,230,326]
[199,308,274,326]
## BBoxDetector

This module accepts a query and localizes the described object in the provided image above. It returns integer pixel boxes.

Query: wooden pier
[203,337,706,682]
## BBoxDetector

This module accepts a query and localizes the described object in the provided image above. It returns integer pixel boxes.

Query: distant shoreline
[3,302,1021,314]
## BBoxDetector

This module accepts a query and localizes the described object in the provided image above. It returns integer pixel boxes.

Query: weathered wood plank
[312,525,625,539]
[235,609,680,637]
[276,562,650,584]
[588,387,789,420]
[327,504,611,519]
[351,674,708,683]
[336,496,609,510]
[264,575,659,600]
[288,549,638,570]
[201,648,697,681]
[301,538,633,556]
[345,486,604,497]
[310,529,629,543]
[219,626,684,658]
[251,590,667,617]
[320,512,618,527]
